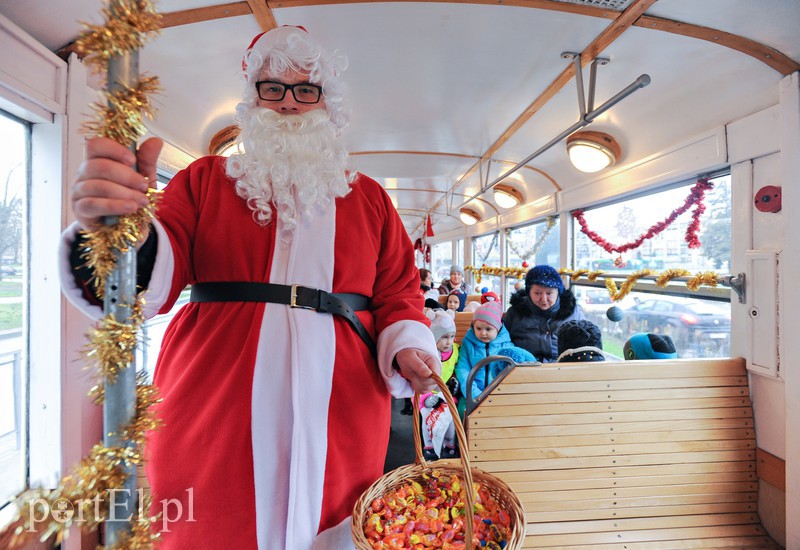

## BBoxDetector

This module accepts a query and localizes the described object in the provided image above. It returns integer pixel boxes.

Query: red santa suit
[60,155,438,548]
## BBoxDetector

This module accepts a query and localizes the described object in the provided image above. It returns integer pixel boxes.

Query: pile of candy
[362,469,511,549]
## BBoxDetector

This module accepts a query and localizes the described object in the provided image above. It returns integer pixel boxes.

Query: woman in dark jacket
[504,265,585,362]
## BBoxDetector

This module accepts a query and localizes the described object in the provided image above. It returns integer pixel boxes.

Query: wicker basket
[351,373,526,549]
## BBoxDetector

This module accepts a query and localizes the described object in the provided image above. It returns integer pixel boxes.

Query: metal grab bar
[463,355,541,420]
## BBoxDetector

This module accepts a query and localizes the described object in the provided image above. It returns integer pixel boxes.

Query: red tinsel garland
[572,178,713,254]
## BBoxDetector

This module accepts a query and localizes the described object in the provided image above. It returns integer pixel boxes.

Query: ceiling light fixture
[566,130,621,173]
[209,124,242,157]
[459,207,481,226]
[493,183,523,209]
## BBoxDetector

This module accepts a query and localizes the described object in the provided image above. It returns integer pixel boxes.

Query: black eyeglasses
[255,81,322,104]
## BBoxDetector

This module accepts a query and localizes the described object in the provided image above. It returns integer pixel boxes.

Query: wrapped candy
[363,470,510,548]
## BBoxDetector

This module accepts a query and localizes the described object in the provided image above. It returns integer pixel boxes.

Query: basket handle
[412,372,475,545]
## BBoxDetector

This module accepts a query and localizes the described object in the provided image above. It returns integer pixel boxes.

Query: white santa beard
[225,107,352,239]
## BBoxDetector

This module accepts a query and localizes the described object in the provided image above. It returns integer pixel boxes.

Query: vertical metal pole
[572,54,586,120]
[103,48,139,542]
[587,59,599,113]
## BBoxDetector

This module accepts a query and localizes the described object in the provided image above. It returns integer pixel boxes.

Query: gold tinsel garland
[84,77,161,148]
[81,189,161,299]
[462,266,726,302]
[564,269,604,282]
[561,267,724,301]
[465,264,528,284]
[604,269,654,301]
[75,0,161,70]
[85,302,145,388]
[9,385,162,547]
[2,0,163,548]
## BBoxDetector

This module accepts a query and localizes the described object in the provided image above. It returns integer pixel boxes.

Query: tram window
[472,232,501,295]
[135,172,185,376]
[505,218,560,304]
[136,287,192,376]
[430,241,454,287]
[0,112,28,507]
[573,174,731,273]
[454,239,464,279]
[571,174,732,359]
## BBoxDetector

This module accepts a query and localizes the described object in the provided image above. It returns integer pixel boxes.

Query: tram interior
[0,0,799,547]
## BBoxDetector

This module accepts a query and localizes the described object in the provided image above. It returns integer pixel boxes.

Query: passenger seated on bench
[623,332,677,359]
[438,264,469,295]
[446,289,467,312]
[419,310,461,461]
[556,319,606,362]
[454,301,511,401]
[423,297,444,314]
[504,264,585,362]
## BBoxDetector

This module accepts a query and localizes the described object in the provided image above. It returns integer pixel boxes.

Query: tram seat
[454,311,472,344]
[465,357,782,548]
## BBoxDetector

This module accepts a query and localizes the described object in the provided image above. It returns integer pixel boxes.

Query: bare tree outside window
[0,111,27,506]
[0,163,23,281]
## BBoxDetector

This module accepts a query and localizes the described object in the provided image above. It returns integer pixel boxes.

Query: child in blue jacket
[454,301,513,404]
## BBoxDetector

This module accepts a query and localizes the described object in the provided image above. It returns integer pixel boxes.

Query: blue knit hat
[525,265,564,294]
[624,333,677,360]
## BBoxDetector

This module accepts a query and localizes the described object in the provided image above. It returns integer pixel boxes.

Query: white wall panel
[0,13,66,120]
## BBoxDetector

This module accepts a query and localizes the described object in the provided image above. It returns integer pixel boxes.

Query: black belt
[190,282,375,357]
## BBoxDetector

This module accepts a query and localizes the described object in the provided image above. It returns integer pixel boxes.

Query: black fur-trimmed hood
[508,288,579,321]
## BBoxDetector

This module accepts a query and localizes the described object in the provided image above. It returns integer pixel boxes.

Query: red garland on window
[572,178,713,254]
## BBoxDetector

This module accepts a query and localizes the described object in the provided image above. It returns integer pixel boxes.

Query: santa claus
[62,25,439,549]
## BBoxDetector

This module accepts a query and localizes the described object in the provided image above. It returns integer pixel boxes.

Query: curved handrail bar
[464,355,541,421]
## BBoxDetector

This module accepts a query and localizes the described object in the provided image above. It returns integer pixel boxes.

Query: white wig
[240,26,350,131]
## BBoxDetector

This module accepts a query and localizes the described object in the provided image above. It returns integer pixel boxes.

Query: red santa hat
[241,26,350,130]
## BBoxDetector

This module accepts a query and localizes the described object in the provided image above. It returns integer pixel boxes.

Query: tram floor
[383,397,417,472]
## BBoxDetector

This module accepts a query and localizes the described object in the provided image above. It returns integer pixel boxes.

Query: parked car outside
[1,265,18,276]
[572,286,642,338]
[573,286,612,326]
[622,297,730,357]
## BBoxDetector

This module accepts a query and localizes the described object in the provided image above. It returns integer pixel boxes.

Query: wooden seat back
[466,357,780,548]
[453,311,472,344]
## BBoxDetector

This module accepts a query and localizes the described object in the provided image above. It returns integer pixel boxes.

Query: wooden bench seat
[465,357,782,548]
[454,311,472,344]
